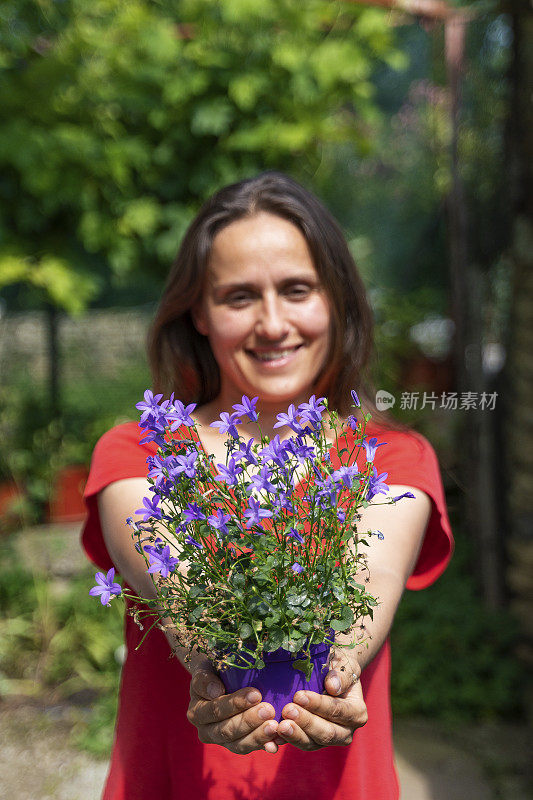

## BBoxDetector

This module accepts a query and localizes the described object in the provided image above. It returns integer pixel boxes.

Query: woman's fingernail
[246,690,261,704]
[329,676,341,695]
[283,723,294,735]
[264,722,277,735]
[258,706,272,720]
[208,682,222,698]
[295,692,309,706]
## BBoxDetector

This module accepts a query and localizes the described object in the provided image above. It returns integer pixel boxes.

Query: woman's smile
[246,344,303,366]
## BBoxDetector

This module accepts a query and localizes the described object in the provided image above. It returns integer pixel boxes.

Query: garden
[0,0,531,797]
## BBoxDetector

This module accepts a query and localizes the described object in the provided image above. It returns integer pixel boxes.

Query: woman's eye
[226,293,252,306]
[286,285,311,298]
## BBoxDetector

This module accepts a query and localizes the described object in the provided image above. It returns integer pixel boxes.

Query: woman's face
[193,211,332,410]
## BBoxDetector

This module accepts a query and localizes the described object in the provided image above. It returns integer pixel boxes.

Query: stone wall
[0,307,153,386]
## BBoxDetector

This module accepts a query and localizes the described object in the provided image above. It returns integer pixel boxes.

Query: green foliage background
[0,0,404,309]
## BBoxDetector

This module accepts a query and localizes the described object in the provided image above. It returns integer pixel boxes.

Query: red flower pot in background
[48,465,89,523]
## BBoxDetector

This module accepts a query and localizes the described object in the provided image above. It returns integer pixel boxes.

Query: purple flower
[89,568,122,606]
[182,502,206,523]
[298,395,326,427]
[260,435,290,468]
[286,437,315,463]
[147,454,174,490]
[362,437,386,462]
[136,391,171,444]
[136,390,165,424]
[247,464,277,495]
[331,464,359,489]
[215,458,243,486]
[291,562,304,574]
[243,496,273,529]
[172,449,198,479]
[146,545,179,578]
[232,395,259,422]
[374,530,385,540]
[135,494,162,521]
[210,412,242,439]
[139,428,167,448]
[337,509,346,523]
[271,491,294,515]
[234,438,258,466]
[185,535,203,549]
[351,389,361,408]
[392,491,416,502]
[366,468,389,501]
[168,400,197,431]
[208,509,232,536]
[274,404,304,434]
[287,527,304,544]
[349,416,359,434]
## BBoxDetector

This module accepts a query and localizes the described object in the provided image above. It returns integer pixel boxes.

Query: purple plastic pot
[220,641,332,721]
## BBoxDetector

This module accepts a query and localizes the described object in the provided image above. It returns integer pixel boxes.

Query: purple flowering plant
[91,390,412,679]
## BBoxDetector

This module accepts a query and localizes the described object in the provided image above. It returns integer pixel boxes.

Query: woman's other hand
[275,652,367,751]
[187,658,281,754]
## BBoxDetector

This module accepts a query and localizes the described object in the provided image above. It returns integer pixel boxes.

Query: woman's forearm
[336,567,405,673]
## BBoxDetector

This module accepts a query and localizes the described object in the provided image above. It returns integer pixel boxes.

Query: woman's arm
[274,485,431,750]
[346,483,431,671]
[97,477,281,754]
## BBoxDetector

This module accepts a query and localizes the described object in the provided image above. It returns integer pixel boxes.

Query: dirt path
[1,698,530,800]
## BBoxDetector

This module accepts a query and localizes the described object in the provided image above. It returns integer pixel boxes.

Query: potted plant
[91,391,412,718]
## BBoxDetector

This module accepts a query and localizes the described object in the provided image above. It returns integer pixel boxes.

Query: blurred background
[0,1,531,798]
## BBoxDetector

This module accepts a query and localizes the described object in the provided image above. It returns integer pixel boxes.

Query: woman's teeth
[252,348,298,361]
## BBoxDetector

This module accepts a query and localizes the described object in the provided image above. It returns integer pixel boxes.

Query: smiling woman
[147,171,374,422]
[81,171,453,800]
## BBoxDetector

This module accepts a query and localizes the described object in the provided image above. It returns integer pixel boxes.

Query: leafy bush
[391,530,525,721]
[0,539,122,752]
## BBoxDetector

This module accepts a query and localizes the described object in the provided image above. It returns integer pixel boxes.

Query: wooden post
[45,303,60,418]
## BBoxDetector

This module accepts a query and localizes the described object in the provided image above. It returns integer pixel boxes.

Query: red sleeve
[371,428,454,591]
[81,421,157,571]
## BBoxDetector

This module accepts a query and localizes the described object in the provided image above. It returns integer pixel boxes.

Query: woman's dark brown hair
[148,170,377,418]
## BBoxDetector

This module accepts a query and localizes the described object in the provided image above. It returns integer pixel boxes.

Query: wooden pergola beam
[340,0,473,22]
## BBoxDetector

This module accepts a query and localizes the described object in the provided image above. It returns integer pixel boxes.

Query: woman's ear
[191,302,208,336]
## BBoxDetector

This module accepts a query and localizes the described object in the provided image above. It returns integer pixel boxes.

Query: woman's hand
[187,657,281,754]
[275,651,368,751]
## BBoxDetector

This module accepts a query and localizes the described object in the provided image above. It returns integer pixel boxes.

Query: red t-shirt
[82,420,453,800]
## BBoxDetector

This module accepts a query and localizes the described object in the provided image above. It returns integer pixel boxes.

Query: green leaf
[292,658,313,680]
[239,622,253,639]
[231,573,245,589]
[330,605,354,632]
[265,626,284,650]
[287,592,308,607]
[264,612,281,628]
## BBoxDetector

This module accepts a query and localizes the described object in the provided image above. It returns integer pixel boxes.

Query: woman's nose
[255,296,289,340]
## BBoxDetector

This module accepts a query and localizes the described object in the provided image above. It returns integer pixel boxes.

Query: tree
[505,0,533,676]
[0,0,403,308]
